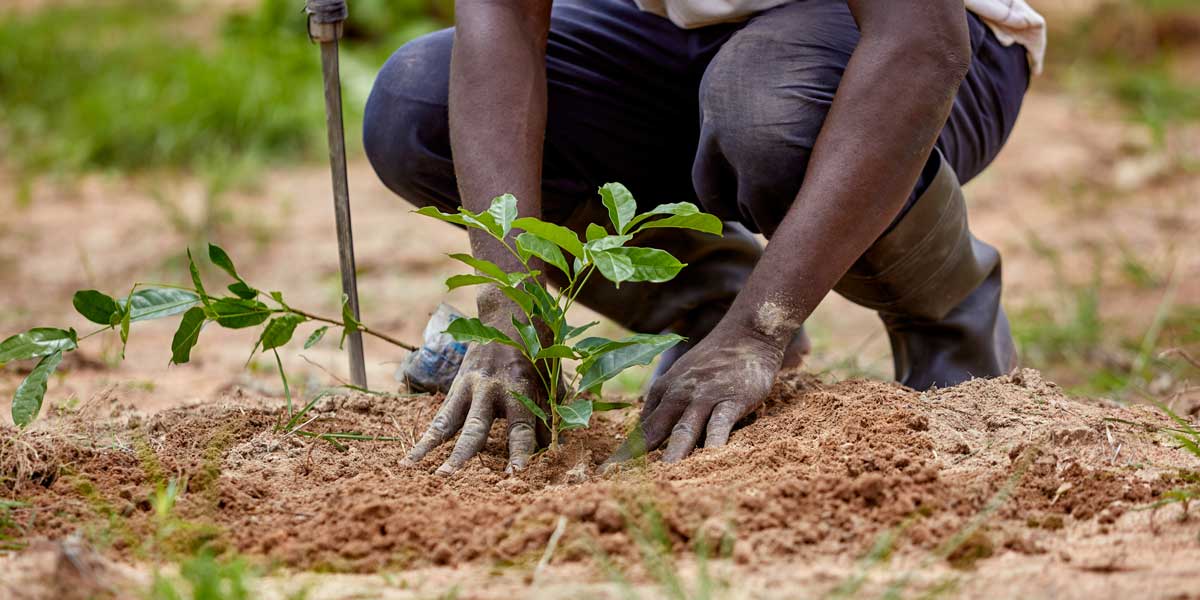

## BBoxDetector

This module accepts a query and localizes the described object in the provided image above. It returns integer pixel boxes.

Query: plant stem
[273,348,292,418]
[286,307,417,351]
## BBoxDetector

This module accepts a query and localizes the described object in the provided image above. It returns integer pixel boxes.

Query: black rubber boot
[834,151,1017,390]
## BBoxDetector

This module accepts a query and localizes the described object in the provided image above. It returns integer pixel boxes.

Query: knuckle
[463,416,490,432]
[671,421,694,436]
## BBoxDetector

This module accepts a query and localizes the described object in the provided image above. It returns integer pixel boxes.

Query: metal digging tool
[306,0,367,387]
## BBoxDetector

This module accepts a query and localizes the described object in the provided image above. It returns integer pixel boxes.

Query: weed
[1139,403,1200,519]
[591,497,732,600]
[0,498,30,553]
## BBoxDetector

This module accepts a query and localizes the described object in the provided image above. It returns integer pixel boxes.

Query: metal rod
[318,38,368,388]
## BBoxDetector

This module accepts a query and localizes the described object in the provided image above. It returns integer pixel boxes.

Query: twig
[534,515,568,583]
[1160,348,1200,371]
[287,307,418,351]
[299,354,350,387]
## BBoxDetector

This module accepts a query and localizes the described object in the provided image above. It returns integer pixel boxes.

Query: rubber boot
[833,151,1017,390]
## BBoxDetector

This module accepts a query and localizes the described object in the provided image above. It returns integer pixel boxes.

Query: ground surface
[3,2,1200,598]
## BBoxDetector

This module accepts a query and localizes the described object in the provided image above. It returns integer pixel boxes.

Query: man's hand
[402,315,546,475]
[604,324,785,465]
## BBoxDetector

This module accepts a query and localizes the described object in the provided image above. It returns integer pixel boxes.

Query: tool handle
[306,0,347,42]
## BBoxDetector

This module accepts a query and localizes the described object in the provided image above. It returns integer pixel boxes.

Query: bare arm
[608,0,973,463]
[402,1,554,475]
[450,0,552,279]
[724,0,971,345]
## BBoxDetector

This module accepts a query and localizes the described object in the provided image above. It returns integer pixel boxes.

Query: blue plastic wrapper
[396,303,469,393]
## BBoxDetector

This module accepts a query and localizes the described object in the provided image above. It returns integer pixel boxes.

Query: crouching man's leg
[692,0,1028,392]
[834,151,1016,389]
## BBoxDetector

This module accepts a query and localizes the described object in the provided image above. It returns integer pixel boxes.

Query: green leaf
[210,298,272,329]
[341,293,361,332]
[446,274,497,291]
[573,333,675,358]
[209,244,259,299]
[563,321,600,341]
[459,208,502,238]
[584,234,633,253]
[593,401,632,412]
[169,307,207,365]
[119,291,132,354]
[187,249,210,306]
[227,282,258,300]
[599,183,638,234]
[261,314,306,352]
[586,223,608,242]
[304,326,330,349]
[535,344,578,360]
[488,194,518,237]
[0,328,78,364]
[634,213,723,236]
[414,206,469,227]
[121,288,202,322]
[72,290,120,325]
[208,243,240,280]
[516,232,570,276]
[524,282,563,324]
[606,247,685,283]
[499,286,536,316]
[558,399,593,431]
[591,249,635,285]
[578,334,684,391]
[627,202,720,234]
[448,253,510,282]
[511,316,542,358]
[512,218,585,258]
[444,318,521,349]
[11,351,63,427]
[511,391,548,427]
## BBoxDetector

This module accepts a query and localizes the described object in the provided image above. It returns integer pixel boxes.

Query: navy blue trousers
[363,0,1030,333]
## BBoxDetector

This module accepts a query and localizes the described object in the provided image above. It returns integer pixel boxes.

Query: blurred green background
[0,0,452,180]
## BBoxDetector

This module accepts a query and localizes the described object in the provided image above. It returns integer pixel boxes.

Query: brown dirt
[3,368,1199,598]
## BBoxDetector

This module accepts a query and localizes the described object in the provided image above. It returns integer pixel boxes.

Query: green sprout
[416,183,723,448]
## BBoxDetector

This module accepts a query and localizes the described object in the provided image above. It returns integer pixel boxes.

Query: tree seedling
[1,243,414,430]
[416,182,722,448]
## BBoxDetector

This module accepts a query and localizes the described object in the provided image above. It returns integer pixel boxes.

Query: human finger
[703,400,750,449]
[504,393,538,472]
[661,402,714,463]
[402,383,471,466]
[435,393,496,476]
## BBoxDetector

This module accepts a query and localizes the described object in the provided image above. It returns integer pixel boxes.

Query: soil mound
[3,369,1196,574]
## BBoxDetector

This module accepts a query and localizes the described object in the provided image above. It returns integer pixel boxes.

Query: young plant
[1,243,416,429]
[416,182,723,448]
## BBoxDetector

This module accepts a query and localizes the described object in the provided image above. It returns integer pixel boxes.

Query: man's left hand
[603,323,786,465]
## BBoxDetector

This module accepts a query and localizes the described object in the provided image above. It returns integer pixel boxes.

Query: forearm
[723,3,971,346]
[450,0,551,276]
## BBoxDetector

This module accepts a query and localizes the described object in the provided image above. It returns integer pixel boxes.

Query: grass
[0,0,448,181]
[0,498,30,553]
[1050,0,1200,142]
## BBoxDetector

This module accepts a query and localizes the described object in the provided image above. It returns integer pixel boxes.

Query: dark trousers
[363,0,1030,336]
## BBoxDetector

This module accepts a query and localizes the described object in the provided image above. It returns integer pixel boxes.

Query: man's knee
[363,29,455,209]
[693,1,856,235]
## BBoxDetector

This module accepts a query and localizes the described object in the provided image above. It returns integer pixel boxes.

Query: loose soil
[3,369,1199,598]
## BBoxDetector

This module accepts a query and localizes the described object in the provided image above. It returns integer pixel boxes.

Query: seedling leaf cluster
[416,182,723,447]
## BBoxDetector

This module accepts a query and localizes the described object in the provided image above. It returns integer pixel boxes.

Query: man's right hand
[401,317,546,476]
